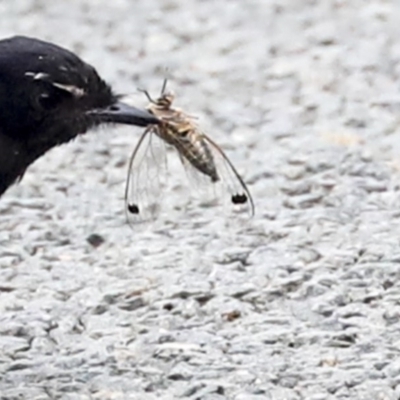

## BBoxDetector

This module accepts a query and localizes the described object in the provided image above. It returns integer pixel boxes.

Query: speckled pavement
[1,1,400,399]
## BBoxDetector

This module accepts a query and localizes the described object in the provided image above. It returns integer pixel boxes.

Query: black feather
[0,36,158,197]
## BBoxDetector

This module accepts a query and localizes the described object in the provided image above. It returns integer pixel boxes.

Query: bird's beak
[88,99,158,127]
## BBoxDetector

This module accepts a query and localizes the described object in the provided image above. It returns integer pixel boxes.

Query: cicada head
[156,91,175,109]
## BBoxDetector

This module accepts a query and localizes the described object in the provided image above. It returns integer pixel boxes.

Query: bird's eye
[35,86,70,111]
[37,93,55,110]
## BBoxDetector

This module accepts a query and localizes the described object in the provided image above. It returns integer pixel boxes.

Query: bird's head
[0,36,158,156]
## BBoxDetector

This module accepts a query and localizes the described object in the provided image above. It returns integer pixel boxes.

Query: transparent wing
[178,134,255,216]
[124,127,168,226]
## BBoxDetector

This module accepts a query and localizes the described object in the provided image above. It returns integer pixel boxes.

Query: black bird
[0,35,159,197]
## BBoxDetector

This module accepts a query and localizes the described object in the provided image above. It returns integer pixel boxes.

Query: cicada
[125,80,254,224]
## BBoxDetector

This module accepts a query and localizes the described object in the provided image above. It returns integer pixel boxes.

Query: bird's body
[0,35,158,197]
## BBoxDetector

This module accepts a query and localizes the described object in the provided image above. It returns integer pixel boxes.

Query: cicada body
[125,80,254,224]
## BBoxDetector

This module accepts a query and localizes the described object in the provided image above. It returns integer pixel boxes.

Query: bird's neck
[0,134,29,196]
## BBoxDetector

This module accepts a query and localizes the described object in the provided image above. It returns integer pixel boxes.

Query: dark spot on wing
[232,194,247,204]
[128,203,140,214]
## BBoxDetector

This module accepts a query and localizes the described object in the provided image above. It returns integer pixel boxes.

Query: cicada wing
[175,133,254,216]
[178,152,215,198]
[124,127,168,226]
[205,135,254,216]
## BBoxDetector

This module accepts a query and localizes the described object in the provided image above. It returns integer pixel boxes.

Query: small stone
[86,233,105,248]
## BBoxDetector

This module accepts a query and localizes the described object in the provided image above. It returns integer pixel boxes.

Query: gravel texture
[1,0,400,399]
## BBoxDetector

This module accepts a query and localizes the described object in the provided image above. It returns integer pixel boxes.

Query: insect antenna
[160,78,168,95]
[138,88,157,104]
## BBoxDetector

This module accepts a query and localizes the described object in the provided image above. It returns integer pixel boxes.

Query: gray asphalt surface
[1,0,400,399]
